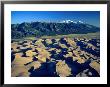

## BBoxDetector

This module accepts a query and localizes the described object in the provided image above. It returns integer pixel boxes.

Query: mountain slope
[11,21,100,39]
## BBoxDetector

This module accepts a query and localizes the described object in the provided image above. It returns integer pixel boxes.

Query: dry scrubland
[11,33,100,77]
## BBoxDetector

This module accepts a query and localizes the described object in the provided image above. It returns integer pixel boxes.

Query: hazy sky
[11,11,100,27]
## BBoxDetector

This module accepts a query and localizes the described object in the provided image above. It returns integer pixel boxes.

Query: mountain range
[11,20,100,39]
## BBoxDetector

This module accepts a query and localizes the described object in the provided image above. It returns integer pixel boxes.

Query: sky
[11,11,100,27]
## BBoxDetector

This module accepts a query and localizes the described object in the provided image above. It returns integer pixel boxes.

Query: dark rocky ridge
[11,21,100,39]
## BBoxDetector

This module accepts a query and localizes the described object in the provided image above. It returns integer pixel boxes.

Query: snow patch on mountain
[60,20,84,24]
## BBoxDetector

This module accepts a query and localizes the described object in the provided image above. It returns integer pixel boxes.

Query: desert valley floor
[11,37,100,77]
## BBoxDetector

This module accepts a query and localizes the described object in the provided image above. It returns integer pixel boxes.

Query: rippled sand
[11,37,100,77]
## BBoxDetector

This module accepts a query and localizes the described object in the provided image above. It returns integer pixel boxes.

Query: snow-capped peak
[63,20,72,23]
[61,20,74,23]
[77,21,84,24]
[60,20,84,24]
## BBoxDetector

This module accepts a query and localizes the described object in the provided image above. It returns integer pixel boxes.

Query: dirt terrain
[11,37,100,77]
